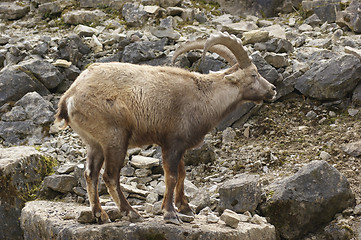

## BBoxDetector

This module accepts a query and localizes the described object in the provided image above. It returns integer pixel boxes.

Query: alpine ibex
[55,32,276,225]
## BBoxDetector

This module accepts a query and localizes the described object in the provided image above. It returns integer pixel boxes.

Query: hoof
[164,212,183,225]
[178,205,195,217]
[128,210,144,223]
[95,211,111,224]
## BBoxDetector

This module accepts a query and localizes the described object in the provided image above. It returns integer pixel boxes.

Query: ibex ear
[224,72,238,83]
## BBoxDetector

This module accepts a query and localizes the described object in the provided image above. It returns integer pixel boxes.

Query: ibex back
[55,32,276,225]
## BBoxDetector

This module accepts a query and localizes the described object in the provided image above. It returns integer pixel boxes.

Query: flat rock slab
[21,200,276,240]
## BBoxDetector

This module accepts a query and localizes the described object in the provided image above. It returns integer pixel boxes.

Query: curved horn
[171,37,238,66]
[203,32,252,68]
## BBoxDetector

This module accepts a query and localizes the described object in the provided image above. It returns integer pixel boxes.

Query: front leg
[161,148,185,225]
[175,158,194,217]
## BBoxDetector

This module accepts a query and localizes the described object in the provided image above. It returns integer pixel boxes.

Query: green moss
[0,155,58,204]
[190,0,221,16]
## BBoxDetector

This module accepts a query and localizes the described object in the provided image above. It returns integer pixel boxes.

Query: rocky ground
[1,0,361,239]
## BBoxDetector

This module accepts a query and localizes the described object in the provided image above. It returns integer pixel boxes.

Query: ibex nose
[271,85,276,91]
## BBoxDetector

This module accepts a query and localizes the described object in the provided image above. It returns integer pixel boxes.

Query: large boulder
[0,146,57,240]
[219,174,262,213]
[260,160,355,239]
[336,0,361,33]
[0,92,55,146]
[302,0,341,23]
[18,59,64,90]
[295,54,361,100]
[0,2,29,20]
[0,65,50,106]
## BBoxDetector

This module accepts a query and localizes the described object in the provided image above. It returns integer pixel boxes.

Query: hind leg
[102,138,143,223]
[84,143,110,223]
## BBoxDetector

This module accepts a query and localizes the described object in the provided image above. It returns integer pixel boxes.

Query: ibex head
[172,32,276,103]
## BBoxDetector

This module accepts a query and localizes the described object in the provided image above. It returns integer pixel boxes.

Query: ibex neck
[205,77,241,126]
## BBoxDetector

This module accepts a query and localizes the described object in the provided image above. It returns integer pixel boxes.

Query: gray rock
[135,168,152,177]
[220,209,240,228]
[306,110,317,119]
[0,92,55,145]
[302,0,340,23]
[154,181,166,196]
[242,30,269,45]
[77,206,122,223]
[32,42,49,57]
[38,0,72,17]
[0,2,29,20]
[121,39,166,64]
[121,165,135,177]
[63,9,106,25]
[57,163,76,174]
[306,38,332,49]
[213,0,292,17]
[216,102,257,130]
[130,155,160,169]
[159,0,182,8]
[18,59,64,90]
[6,45,26,65]
[0,64,49,106]
[58,34,91,68]
[181,9,195,22]
[146,192,159,204]
[341,141,361,157]
[190,191,211,213]
[184,142,216,166]
[79,0,112,8]
[222,127,237,143]
[264,53,289,68]
[260,160,355,239]
[336,0,361,33]
[150,27,181,40]
[207,213,219,223]
[21,200,277,240]
[304,13,322,26]
[122,3,148,27]
[43,174,78,193]
[295,54,361,100]
[324,222,353,240]
[0,146,57,240]
[298,23,313,32]
[74,25,99,37]
[221,21,259,34]
[0,121,37,145]
[251,52,280,84]
[219,174,261,213]
[120,183,148,197]
[196,57,227,74]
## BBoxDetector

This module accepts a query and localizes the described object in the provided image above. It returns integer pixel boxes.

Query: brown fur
[55,61,276,224]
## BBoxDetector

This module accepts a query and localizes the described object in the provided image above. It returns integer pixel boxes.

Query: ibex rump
[56,32,276,225]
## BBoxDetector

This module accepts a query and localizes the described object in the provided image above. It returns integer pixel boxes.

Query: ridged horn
[171,37,238,66]
[203,32,252,68]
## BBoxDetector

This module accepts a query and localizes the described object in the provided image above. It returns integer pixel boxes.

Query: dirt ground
[188,93,361,239]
